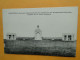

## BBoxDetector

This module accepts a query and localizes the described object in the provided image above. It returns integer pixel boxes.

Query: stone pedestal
[35,33,42,40]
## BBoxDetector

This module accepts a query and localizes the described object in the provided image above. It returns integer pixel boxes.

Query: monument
[62,33,74,41]
[34,25,42,40]
[6,33,16,40]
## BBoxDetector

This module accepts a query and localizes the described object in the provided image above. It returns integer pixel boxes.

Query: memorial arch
[62,33,74,41]
[6,33,16,40]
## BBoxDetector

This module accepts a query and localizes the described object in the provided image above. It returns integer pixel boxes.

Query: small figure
[9,35,11,39]
[68,35,72,41]
[64,35,67,40]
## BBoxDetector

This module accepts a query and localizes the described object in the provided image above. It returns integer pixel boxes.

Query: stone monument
[34,25,42,40]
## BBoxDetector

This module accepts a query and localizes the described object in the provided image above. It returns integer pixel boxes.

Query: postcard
[2,7,78,57]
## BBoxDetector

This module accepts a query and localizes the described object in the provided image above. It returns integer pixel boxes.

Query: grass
[4,40,76,57]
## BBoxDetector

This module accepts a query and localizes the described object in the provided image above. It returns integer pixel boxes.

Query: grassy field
[4,40,76,57]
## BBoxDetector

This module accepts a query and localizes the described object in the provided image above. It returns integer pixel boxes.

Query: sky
[2,7,78,40]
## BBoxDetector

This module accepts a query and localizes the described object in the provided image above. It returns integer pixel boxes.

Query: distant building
[16,37,34,40]
[54,37,62,41]
[62,33,74,41]
[42,37,54,40]
[6,33,16,40]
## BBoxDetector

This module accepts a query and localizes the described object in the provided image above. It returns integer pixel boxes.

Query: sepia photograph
[2,7,78,57]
